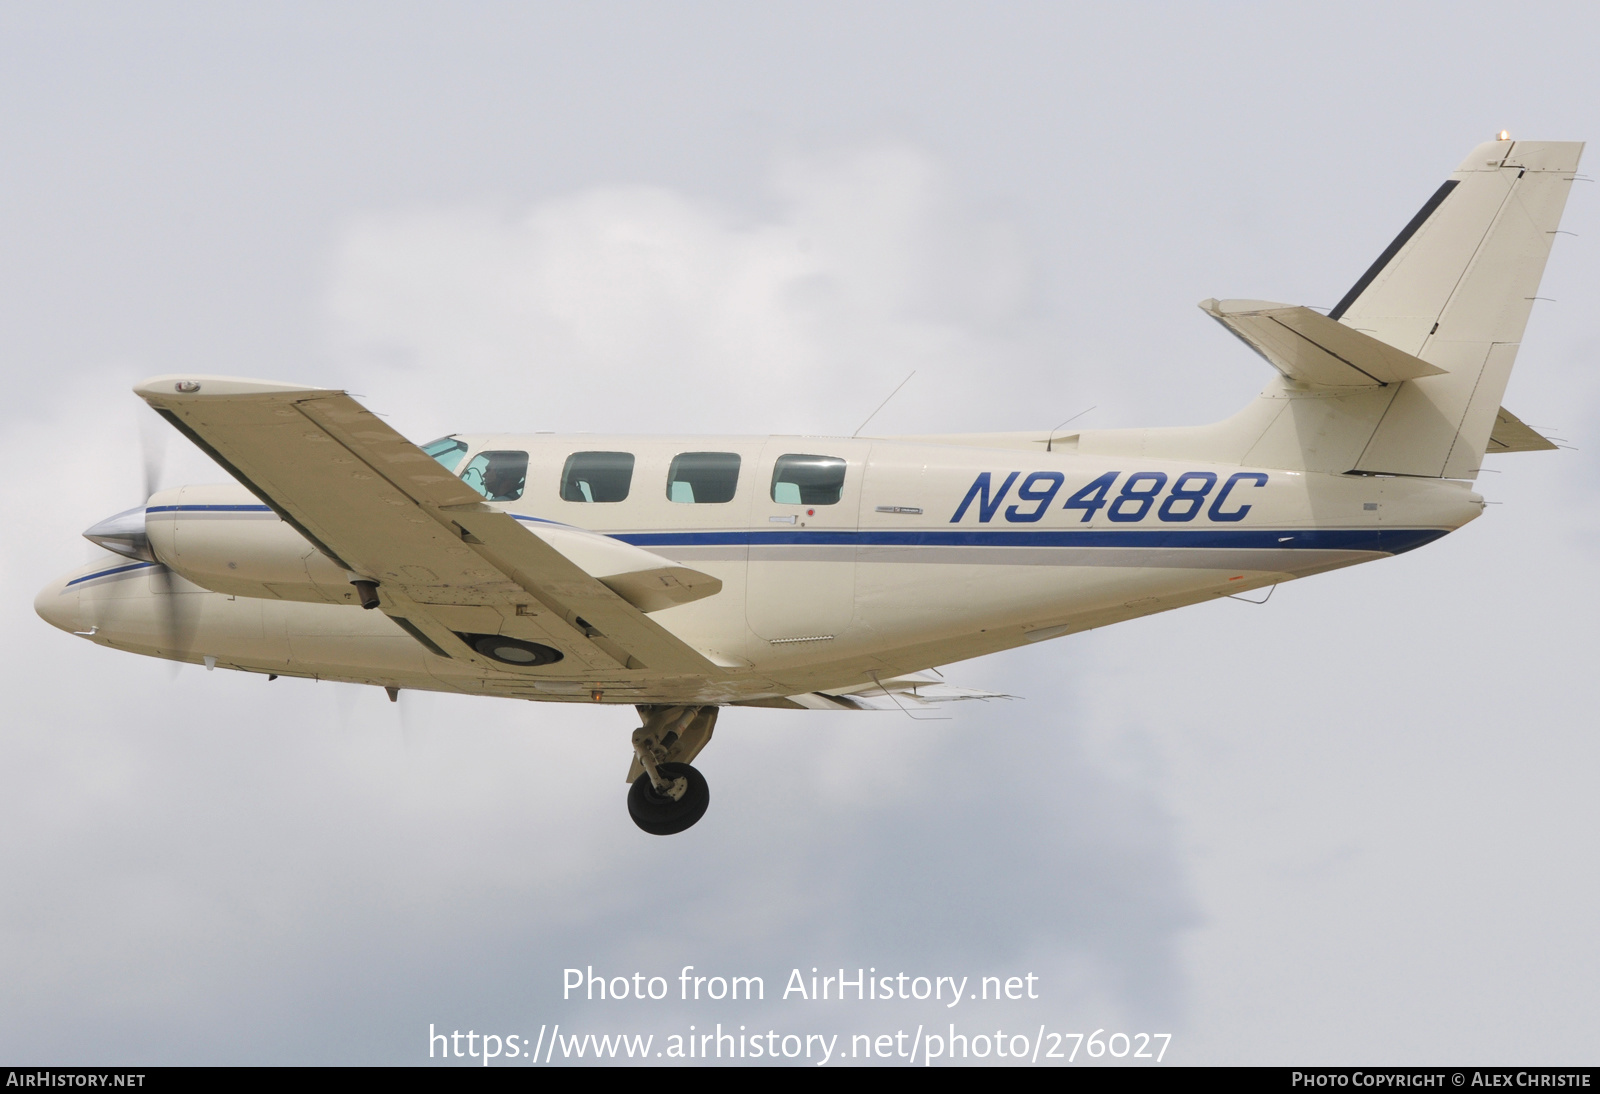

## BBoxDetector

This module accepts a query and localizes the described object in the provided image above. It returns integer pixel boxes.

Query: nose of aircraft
[41,503,160,640]
[34,574,82,635]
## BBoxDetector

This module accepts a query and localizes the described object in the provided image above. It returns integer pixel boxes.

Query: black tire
[627,762,709,835]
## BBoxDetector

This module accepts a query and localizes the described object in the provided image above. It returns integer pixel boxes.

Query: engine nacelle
[131,482,722,613]
[144,483,358,604]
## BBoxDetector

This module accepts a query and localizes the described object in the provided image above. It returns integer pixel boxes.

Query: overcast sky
[3,1,1598,1066]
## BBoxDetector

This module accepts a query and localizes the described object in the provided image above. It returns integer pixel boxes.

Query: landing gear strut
[626,705,717,835]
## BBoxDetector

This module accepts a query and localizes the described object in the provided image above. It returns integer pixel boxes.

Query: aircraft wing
[134,375,720,676]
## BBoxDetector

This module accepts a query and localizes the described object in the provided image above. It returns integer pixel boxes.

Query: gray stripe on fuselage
[649,543,1377,571]
[855,545,1373,570]
[646,546,749,563]
[144,509,279,520]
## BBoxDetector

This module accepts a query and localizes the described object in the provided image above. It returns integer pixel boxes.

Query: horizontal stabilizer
[1200,298,1447,387]
[1487,406,1558,453]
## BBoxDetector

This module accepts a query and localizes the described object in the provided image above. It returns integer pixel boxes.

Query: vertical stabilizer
[1070,139,1581,477]
[1340,139,1582,477]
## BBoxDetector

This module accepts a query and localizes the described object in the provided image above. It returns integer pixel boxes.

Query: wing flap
[1201,298,1448,387]
[745,672,1016,711]
[136,375,718,676]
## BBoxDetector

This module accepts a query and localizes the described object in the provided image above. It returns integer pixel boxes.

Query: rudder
[1339,139,1582,477]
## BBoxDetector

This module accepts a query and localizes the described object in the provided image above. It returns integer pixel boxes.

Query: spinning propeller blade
[143,427,197,670]
[135,414,195,670]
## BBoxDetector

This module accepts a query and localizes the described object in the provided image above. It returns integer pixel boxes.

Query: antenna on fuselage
[1045,405,1097,452]
[867,670,951,721]
[851,370,917,438]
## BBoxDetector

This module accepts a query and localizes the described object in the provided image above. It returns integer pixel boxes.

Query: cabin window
[770,454,846,505]
[561,451,635,502]
[667,452,741,504]
[461,450,529,501]
[421,437,468,472]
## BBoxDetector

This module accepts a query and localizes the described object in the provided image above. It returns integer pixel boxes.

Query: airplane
[35,136,1582,835]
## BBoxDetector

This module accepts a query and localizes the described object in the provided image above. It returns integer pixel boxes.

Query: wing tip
[134,375,337,404]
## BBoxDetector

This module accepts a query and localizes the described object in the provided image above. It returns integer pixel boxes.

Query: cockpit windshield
[421,437,468,472]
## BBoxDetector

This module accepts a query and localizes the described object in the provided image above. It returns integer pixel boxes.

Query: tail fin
[1338,139,1582,476]
[1076,139,1581,478]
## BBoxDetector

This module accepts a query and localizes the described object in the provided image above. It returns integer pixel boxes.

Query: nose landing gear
[626,705,717,835]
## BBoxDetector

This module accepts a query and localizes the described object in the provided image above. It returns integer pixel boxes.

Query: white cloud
[326,145,1037,439]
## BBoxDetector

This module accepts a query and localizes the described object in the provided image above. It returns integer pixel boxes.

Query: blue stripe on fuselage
[67,560,160,586]
[132,504,1447,555]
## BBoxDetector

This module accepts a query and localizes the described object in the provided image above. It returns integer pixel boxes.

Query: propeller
[83,411,195,670]
[139,411,166,512]
[144,423,198,669]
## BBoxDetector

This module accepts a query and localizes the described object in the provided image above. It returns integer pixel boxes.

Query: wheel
[627,762,709,835]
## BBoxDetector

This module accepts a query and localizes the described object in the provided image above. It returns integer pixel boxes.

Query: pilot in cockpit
[481,462,526,502]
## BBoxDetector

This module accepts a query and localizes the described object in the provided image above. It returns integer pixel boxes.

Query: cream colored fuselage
[36,433,1483,706]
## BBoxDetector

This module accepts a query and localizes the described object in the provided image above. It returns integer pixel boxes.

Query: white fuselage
[36,433,1484,705]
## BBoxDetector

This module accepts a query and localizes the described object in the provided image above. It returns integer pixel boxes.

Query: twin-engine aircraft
[37,138,1581,834]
